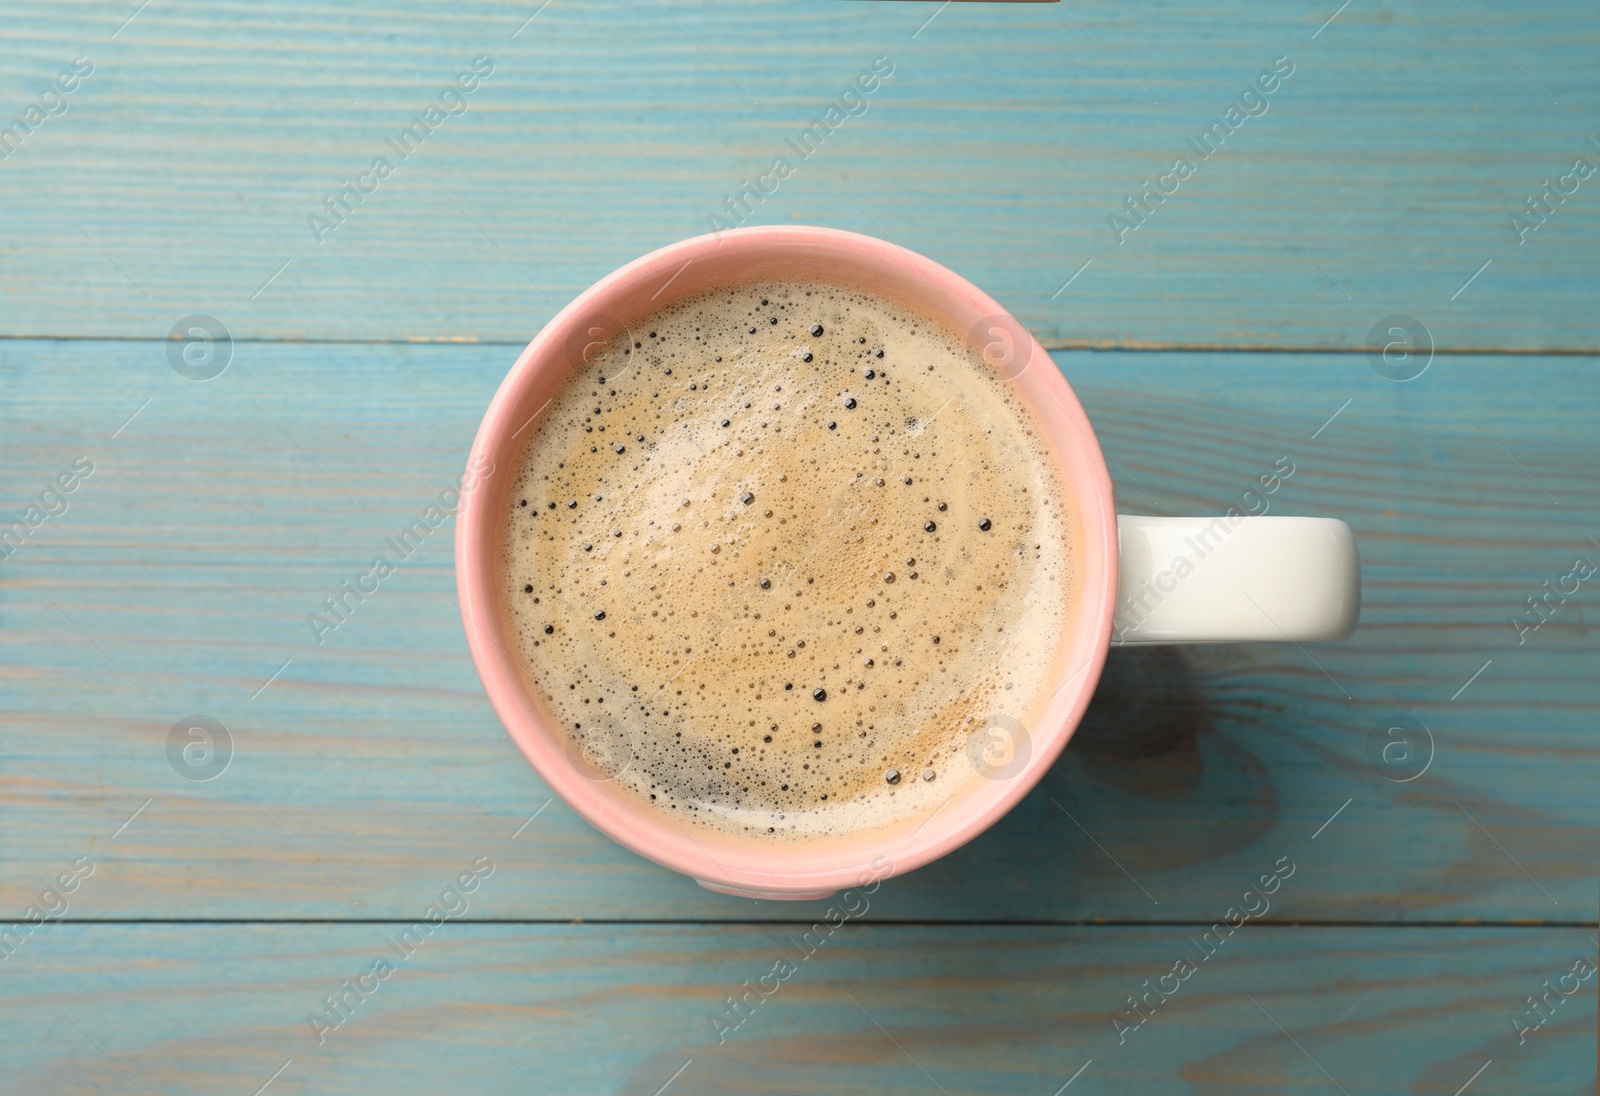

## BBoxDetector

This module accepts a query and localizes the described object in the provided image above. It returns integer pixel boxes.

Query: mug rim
[455,225,1118,897]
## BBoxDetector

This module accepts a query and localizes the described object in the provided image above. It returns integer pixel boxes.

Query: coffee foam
[500,281,1079,841]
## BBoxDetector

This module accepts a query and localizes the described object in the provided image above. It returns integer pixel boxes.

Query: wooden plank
[0,0,1597,348]
[1,924,1594,1094]
[2,342,1597,921]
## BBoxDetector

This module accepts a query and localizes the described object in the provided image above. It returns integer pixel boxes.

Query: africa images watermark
[307,855,495,1045]
[1510,951,1596,1046]
[0,55,94,163]
[307,56,495,244]
[1111,855,1297,1044]
[0,857,95,963]
[306,454,494,644]
[1109,56,1295,244]
[709,855,892,1044]
[0,456,95,563]
[1511,548,1596,647]
[705,56,895,235]
[1509,134,1599,246]
[1113,456,1296,643]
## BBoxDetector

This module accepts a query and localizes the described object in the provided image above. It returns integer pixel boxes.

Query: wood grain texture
[4,342,1596,921]
[4,7,1598,1086]
[1,925,1594,1094]
[1,0,1598,348]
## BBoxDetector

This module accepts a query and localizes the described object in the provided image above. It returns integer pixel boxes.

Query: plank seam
[30,918,1599,928]
[2,335,1599,354]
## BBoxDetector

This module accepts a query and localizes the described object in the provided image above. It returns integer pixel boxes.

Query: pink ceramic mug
[455,225,1360,900]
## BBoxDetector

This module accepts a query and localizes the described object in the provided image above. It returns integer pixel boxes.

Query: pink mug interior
[455,225,1118,899]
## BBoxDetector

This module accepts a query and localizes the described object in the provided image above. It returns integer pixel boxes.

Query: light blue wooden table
[2,2,1597,1092]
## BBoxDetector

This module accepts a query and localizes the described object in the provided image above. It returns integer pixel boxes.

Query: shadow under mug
[454,225,1360,900]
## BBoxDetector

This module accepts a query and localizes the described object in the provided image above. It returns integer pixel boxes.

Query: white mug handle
[1113,516,1360,645]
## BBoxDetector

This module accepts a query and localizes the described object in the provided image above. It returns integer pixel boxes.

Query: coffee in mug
[500,279,1080,843]
[458,225,1359,899]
